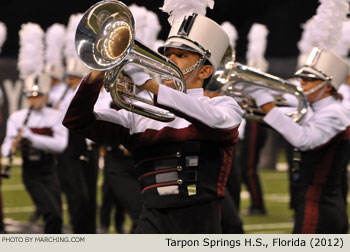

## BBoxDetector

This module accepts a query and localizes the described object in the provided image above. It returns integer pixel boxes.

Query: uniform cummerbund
[133,140,231,209]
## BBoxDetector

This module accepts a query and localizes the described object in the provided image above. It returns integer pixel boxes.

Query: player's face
[164,48,200,71]
[27,95,48,110]
[163,48,201,89]
[300,78,328,102]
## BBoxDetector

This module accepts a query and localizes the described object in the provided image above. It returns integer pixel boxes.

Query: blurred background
[0,0,322,138]
[0,0,319,59]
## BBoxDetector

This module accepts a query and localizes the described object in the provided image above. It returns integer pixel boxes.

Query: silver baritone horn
[75,0,186,122]
[212,59,307,123]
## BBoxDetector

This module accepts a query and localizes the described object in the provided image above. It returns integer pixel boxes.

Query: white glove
[242,86,274,107]
[123,64,152,86]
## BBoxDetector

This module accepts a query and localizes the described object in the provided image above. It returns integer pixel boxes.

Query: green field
[1,165,349,234]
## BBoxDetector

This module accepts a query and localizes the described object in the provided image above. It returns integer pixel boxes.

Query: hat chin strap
[303,80,329,101]
[182,56,206,86]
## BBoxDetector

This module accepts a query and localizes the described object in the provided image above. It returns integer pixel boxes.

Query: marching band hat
[295,47,349,90]
[17,22,50,97]
[23,73,51,97]
[158,14,230,71]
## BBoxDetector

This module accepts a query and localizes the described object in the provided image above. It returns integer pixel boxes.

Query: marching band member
[339,71,350,207]
[1,23,68,233]
[63,0,243,233]
[283,15,317,213]
[57,13,95,234]
[244,0,350,233]
[337,18,350,206]
[219,20,242,210]
[27,22,67,225]
[0,20,7,234]
[205,20,244,233]
[248,47,350,233]
[240,23,269,215]
[99,4,162,233]
[246,0,350,234]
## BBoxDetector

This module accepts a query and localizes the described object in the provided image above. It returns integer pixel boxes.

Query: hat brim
[294,66,326,80]
[24,91,45,98]
[158,41,201,55]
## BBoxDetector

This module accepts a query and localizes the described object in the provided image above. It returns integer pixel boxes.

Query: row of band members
[1,12,350,234]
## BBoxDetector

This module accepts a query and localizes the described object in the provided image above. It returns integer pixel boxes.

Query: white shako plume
[297,17,316,58]
[64,13,89,77]
[221,21,238,51]
[64,13,82,61]
[45,23,66,78]
[129,4,161,49]
[295,0,349,90]
[160,0,214,25]
[0,21,7,53]
[301,0,348,53]
[18,22,45,79]
[246,23,269,71]
[337,20,350,58]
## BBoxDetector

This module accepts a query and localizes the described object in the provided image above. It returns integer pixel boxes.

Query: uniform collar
[186,88,203,97]
[311,96,337,111]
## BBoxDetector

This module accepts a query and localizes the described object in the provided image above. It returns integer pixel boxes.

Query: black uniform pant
[226,141,242,209]
[221,190,244,233]
[135,200,222,234]
[101,153,142,232]
[220,149,244,233]
[85,145,100,233]
[343,168,349,206]
[342,147,350,206]
[293,191,349,234]
[57,154,94,233]
[240,121,267,211]
[0,176,4,232]
[22,168,62,234]
[100,185,126,232]
[285,142,296,210]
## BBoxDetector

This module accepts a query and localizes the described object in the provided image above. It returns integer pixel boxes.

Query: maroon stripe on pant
[217,145,234,197]
[301,148,335,233]
[248,121,260,205]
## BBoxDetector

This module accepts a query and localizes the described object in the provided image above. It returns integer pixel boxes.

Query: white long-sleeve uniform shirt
[1,107,68,157]
[55,82,111,148]
[339,84,350,113]
[263,96,350,151]
[94,85,242,141]
[48,81,68,108]
[64,76,243,150]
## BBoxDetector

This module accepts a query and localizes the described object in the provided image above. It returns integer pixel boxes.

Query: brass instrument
[212,60,308,123]
[75,0,186,122]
